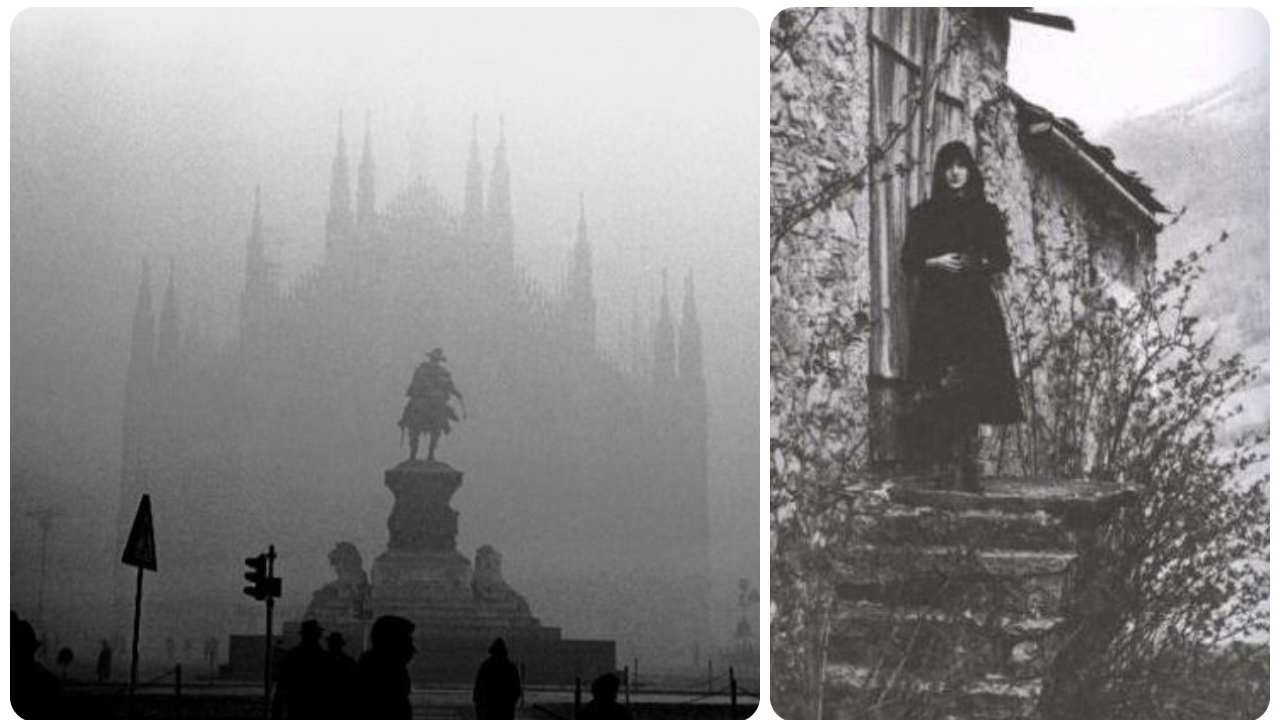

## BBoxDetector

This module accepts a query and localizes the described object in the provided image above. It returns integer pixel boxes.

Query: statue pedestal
[370,460,473,611]
[272,457,616,685]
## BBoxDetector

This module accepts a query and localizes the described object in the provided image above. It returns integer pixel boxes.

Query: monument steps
[417,706,463,720]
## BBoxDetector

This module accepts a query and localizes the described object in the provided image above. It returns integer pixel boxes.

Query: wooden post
[574,676,582,720]
[729,666,738,720]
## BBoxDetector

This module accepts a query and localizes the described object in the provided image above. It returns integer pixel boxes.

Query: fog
[1008,7,1268,135]
[11,8,759,673]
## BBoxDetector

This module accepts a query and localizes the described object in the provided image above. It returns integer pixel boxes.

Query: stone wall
[770,6,872,504]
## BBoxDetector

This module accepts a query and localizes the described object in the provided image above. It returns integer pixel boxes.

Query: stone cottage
[771,7,1166,468]
[772,8,1167,719]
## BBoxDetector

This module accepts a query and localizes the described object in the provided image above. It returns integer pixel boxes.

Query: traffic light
[244,554,268,600]
[243,553,281,601]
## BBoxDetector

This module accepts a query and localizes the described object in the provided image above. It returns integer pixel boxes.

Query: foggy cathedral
[115,114,713,671]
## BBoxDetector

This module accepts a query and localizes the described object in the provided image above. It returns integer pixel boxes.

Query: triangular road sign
[121,494,157,571]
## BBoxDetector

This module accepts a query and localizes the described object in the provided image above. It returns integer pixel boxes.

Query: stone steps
[820,477,1137,719]
[864,506,1080,551]
[835,547,1073,619]
[822,662,1042,720]
[885,477,1136,516]
[834,545,1078,619]
[827,600,1065,680]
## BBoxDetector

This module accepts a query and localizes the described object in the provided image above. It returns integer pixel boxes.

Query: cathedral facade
[116,114,714,672]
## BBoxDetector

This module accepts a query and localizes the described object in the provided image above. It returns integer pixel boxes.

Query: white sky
[1008,7,1269,135]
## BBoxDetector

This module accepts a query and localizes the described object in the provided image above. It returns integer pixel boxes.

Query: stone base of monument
[266,458,616,685]
[369,548,473,603]
[271,620,613,685]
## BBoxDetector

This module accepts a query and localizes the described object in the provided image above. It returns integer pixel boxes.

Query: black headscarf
[930,140,985,201]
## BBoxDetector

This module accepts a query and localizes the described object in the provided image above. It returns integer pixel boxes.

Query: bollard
[574,676,582,720]
[729,666,737,720]
[623,665,630,706]
[519,662,527,708]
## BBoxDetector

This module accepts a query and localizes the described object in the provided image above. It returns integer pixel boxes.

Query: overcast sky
[10,8,760,635]
[1008,7,1269,135]
[11,9,758,433]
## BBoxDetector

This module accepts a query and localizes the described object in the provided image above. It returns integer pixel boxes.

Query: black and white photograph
[10,9,759,718]
[771,8,1268,720]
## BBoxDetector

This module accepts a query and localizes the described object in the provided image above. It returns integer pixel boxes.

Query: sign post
[121,494,158,701]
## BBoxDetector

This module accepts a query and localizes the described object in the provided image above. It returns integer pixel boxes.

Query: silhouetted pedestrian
[204,636,219,675]
[326,632,359,718]
[357,615,416,720]
[272,619,331,720]
[579,673,632,720]
[473,637,522,720]
[11,611,63,719]
[96,639,112,682]
[55,646,74,680]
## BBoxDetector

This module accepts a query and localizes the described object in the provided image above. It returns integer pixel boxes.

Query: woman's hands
[925,252,977,273]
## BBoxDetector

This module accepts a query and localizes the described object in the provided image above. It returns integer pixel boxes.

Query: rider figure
[399,348,466,461]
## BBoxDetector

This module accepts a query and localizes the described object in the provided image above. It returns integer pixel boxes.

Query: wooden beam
[1007,10,1075,32]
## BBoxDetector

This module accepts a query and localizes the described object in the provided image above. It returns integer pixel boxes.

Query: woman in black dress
[901,141,1022,491]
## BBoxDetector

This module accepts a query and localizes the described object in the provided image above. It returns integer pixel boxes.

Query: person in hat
[398,348,466,461]
[11,611,63,719]
[357,615,416,720]
[272,619,331,720]
[472,637,522,720]
[326,632,359,719]
[579,672,632,720]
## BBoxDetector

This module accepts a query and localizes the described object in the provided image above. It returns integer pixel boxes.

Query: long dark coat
[901,195,1022,424]
[473,654,522,720]
[356,650,412,720]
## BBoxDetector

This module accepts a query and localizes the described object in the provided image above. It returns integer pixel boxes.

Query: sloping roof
[1010,89,1169,220]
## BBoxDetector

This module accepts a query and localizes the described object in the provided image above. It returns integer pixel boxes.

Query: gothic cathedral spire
[356,110,376,231]
[676,267,711,655]
[463,114,485,240]
[325,110,353,255]
[568,192,596,352]
[652,268,677,388]
[678,270,705,391]
[240,185,275,347]
[126,259,156,402]
[156,258,180,373]
[486,116,514,277]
